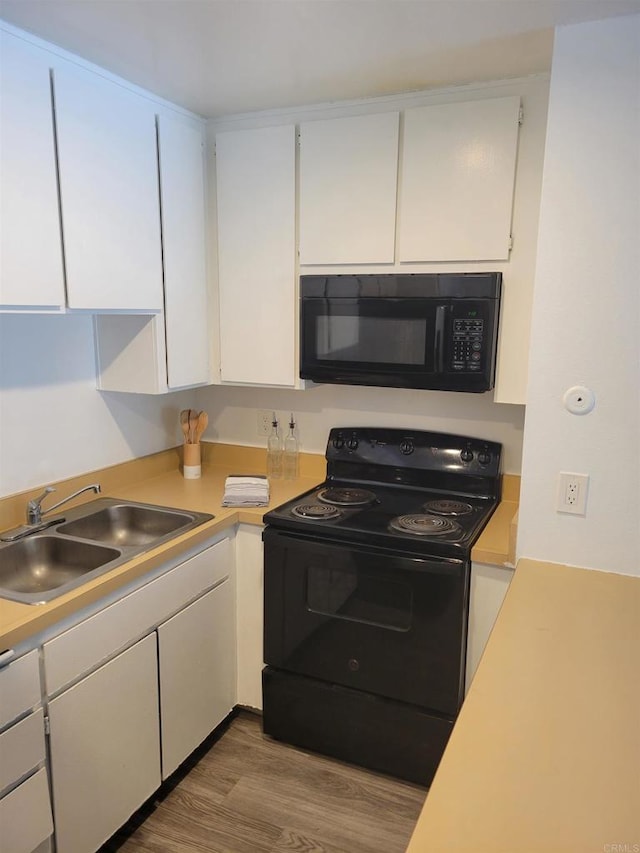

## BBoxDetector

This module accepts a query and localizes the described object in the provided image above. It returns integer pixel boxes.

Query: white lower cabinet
[158,578,235,778]
[48,634,161,853]
[465,561,514,692]
[40,535,235,853]
[0,768,53,853]
[0,650,53,853]
[235,525,264,710]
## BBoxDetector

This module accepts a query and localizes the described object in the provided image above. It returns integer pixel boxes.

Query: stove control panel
[332,431,360,452]
[326,427,502,482]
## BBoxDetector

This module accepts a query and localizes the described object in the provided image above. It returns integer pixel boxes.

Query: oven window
[306,564,412,631]
[316,316,426,365]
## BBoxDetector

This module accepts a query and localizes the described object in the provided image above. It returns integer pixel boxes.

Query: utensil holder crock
[183,443,201,479]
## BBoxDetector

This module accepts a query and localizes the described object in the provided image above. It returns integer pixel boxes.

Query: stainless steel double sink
[0,499,214,605]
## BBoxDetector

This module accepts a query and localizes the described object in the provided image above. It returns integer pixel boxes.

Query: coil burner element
[317,487,377,507]
[291,503,341,520]
[389,514,462,537]
[422,499,473,517]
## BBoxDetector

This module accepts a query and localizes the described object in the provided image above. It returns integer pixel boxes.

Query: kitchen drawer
[0,650,41,729]
[0,767,53,853]
[44,537,231,696]
[0,708,46,794]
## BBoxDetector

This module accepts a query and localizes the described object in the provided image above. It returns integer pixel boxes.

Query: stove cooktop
[264,427,502,559]
[264,481,497,558]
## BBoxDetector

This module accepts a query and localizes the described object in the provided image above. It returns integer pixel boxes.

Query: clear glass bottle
[283,413,299,480]
[266,412,282,479]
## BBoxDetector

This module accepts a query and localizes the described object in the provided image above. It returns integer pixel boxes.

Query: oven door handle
[434,305,447,374]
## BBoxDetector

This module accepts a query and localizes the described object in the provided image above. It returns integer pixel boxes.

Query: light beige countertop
[406,558,640,853]
[0,443,518,651]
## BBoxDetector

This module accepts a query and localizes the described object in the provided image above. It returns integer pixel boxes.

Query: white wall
[517,15,640,576]
[0,314,194,496]
[196,384,525,474]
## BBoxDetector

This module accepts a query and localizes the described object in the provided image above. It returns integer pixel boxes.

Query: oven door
[263,528,469,716]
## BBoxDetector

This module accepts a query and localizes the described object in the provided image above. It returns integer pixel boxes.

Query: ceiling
[1,0,639,117]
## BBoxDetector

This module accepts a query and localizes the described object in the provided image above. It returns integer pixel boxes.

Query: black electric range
[261,428,502,786]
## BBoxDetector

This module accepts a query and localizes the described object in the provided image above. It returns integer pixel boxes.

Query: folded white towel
[222,475,270,507]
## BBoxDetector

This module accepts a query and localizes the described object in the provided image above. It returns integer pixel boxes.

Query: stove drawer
[263,666,453,786]
[263,528,469,716]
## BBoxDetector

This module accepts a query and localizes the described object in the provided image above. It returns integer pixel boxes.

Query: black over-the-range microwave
[299,272,502,393]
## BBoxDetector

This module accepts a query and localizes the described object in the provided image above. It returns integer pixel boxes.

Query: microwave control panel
[451,318,485,372]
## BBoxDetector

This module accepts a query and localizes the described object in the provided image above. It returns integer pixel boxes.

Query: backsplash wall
[0,314,193,497]
[196,383,525,474]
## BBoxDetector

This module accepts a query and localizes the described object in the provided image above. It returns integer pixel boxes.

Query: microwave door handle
[434,305,447,373]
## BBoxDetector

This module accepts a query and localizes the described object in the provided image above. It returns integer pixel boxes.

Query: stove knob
[478,448,492,466]
[460,446,474,463]
[333,433,345,450]
[346,434,359,451]
[400,438,414,455]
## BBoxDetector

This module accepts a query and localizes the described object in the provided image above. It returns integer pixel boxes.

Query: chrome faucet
[26,483,101,525]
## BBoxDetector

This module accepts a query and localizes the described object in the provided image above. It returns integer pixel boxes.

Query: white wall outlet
[257,410,273,437]
[557,472,589,515]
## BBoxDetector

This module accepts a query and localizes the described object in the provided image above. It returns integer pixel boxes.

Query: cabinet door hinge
[518,107,524,126]
[44,715,50,735]
[508,234,514,251]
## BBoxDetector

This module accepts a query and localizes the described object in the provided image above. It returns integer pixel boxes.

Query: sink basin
[0,498,214,605]
[57,504,197,547]
[0,536,120,603]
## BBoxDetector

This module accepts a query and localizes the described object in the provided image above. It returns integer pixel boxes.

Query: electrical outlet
[257,410,273,437]
[557,472,589,515]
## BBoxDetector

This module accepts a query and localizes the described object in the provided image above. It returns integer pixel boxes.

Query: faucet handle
[27,486,55,523]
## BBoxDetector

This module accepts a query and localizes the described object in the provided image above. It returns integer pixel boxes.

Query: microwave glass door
[304,298,437,373]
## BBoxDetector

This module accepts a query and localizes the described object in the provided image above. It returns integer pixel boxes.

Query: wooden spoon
[194,411,208,443]
[188,409,199,444]
[180,409,190,444]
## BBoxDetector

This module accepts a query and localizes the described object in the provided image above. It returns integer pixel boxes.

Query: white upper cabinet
[216,124,296,386]
[299,112,399,264]
[93,112,212,394]
[157,113,210,389]
[398,96,521,262]
[53,62,163,310]
[0,32,65,308]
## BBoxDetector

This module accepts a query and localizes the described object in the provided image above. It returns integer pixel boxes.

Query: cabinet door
[157,113,210,389]
[48,634,160,853]
[216,124,296,386]
[0,768,53,853]
[0,709,47,793]
[299,112,399,264]
[0,650,41,729]
[465,562,513,692]
[158,579,235,778]
[0,31,65,308]
[399,96,521,262]
[235,524,264,710]
[53,62,163,310]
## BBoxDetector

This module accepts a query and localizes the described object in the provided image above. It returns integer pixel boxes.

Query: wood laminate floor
[103,710,426,853]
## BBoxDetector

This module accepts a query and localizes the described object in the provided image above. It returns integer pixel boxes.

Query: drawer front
[0,650,41,729]
[0,709,46,794]
[0,767,53,853]
[44,537,231,695]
